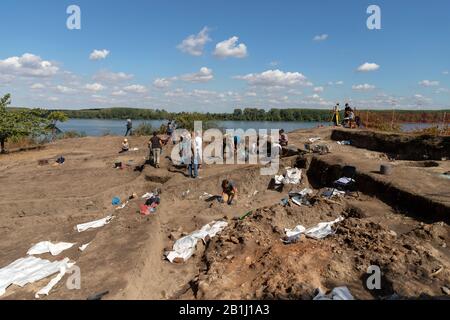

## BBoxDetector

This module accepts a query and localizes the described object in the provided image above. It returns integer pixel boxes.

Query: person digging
[221,179,238,205]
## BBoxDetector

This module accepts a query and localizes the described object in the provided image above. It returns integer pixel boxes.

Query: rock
[388,230,398,238]
[169,232,181,240]
[197,280,210,298]
[272,226,282,234]
[441,286,450,295]
[226,255,234,261]
[230,236,240,244]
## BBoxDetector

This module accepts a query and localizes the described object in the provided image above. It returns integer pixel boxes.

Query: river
[59,119,439,136]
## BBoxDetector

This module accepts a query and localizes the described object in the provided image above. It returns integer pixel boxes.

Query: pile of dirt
[182,202,449,300]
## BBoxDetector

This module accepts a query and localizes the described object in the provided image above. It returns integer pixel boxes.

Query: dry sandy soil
[0,127,449,300]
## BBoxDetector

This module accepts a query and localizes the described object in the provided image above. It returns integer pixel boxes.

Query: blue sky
[0,0,449,111]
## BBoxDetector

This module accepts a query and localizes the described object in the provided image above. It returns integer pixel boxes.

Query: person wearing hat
[119,139,130,154]
[125,119,133,136]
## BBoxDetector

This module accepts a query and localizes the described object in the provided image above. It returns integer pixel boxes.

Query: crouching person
[119,139,129,153]
[221,179,238,205]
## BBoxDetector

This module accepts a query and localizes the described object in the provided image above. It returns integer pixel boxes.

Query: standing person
[188,140,198,179]
[149,132,163,168]
[167,121,173,136]
[125,119,133,136]
[194,131,203,169]
[170,121,177,145]
[331,103,340,126]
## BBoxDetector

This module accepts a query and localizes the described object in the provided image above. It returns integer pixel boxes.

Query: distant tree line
[8,106,449,124]
[51,107,449,124]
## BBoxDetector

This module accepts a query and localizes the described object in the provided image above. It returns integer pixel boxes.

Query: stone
[230,236,239,244]
[169,232,181,240]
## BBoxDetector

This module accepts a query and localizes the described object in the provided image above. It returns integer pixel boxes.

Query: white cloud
[419,80,440,87]
[112,90,126,96]
[93,70,133,82]
[153,78,171,89]
[30,83,45,90]
[85,83,106,92]
[181,67,214,83]
[357,62,380,72]
[443,71,449,75]
[235,69,309,87]
[177,27,211,56]
[89,49,110,61]
[123,84,147,93]
[48,97,59,102]
[435,88,449,94]
[56,85,76,94]
[269,61,279,67]
[352,84,376,91]
[313,86,324,93]
[313,34,328,41]
[0,53,59,77]
[214,36,248,58]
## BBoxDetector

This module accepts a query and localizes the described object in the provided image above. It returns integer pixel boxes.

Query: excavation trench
[306,156,449,224]
[330,129,450,161]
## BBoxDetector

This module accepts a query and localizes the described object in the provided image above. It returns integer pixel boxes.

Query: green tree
[47,111,69,140]
[0,94,49,153]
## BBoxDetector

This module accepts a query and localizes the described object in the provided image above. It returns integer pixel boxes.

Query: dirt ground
[0,127,449,300]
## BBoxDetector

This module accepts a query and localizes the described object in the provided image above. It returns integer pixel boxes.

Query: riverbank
[0,127,448,300]
[58,119,446,136]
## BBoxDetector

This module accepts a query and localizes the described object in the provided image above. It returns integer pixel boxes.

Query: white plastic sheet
[335,177,354,185]
[35,260,75,298]
[0,256,72,297]
[313,286,354,300]
[322,188,345,198]
[76,216,113,233]
[275,168,302,185]
[166,221,228,263]
[284,216,344,243]
[78,243,90,252]
[27,241,75,256]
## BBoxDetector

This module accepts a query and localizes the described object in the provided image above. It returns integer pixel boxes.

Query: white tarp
[76,216,113,233]
[289,188,313,198]
[275,168,302,185]
[335,177,354,185]
[284,216,344,243]
[35,260,75,298]
[78,243,90,252]
[0,256,72,297]
[166,221,228,263]
[313,286,354,300]
[322,188,346,198]
[27,242,75,256]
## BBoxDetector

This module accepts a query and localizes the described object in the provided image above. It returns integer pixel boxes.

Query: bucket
[380,164,392,175]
